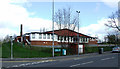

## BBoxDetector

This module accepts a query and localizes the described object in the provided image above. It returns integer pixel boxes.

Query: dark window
[39,34,42,39]
[58,36,59,40]
[32,34,35,39]
[64,36,66,41]
[43,34,46,39]
[47,34,50,39]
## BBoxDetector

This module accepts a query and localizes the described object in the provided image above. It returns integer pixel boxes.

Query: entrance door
[79,45,83,53]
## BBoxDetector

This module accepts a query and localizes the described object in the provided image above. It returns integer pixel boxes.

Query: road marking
[10,59,56,68]
[70,64,81,67]
[111,57,115,58]
[74,58,82,60]
[81,61,93,65]
[70,61,94,67]
[12,65,19,67]
[101,57,115,61]
[101,58,111,60]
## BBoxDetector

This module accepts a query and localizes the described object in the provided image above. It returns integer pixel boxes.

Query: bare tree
[54,7,79,55]
[105,10,120,31]
[54,7,78,30]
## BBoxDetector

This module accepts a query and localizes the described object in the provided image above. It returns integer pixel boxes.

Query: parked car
[112,47,120,53]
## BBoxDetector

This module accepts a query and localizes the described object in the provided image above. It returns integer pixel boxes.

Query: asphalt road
[2,52,120,68]
[26,53,119,67]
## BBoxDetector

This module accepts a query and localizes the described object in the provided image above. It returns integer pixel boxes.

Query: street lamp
[10,36,13,59]
[76,11,80,55]
[52,0,55,57]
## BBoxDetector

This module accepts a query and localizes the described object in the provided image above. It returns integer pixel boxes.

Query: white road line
[70,61,94,67]
[111,57,115,59]
[81,61,94,65]
[101,57,115,61]
[11,60,56,67]
[101,58,111,60]
[70,64,81,67]
[12,65,19,67]
[74,58,81,60]
[25,63,31,65]
[18,64,25,67]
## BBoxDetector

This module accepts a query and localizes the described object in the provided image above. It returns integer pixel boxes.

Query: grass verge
[2,42,52,58]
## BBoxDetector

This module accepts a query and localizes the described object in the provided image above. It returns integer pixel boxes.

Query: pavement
[2,51,112,61]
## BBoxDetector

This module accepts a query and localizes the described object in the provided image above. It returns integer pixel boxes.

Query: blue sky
[0,0,118,41]
[24,2,117,27]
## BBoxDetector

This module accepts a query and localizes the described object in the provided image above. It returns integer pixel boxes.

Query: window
[81,38,83,42]
[39,34,42,39]
[86,38,87,41]
[43,34,46,39]
[51,34,53,39]
[69,37,71,41]
[60,36,63,41]
[32,34,35,39]
[64,36,66,41]
[58,36,59,40]
[83,38,85,42]
[55,35,57,40]
[47,34,50,39]
[71,37,72,41]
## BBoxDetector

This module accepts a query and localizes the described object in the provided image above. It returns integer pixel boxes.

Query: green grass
[1,42,114,58]
[2,42,52,58]
[84,46,114,53]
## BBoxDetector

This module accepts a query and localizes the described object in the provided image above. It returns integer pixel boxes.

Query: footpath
[2,51,112,62]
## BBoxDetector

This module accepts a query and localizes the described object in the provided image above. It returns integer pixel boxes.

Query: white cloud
[79,18,110,40]
[101,0,119,8]
[0,0,53,38]
[0,0,118,41]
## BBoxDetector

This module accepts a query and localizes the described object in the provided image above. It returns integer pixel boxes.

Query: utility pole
[10,36,13,59]
[76,11,80,55]
[52,0,55,57]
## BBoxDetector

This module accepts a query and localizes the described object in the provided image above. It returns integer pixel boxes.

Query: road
[2,52,120,68]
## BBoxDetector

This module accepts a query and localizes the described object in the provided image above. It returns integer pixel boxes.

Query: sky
[0,0,119,41]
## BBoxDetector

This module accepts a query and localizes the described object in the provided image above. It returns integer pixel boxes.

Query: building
[16,24,97,54]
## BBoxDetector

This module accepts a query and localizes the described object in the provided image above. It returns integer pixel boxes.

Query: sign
[62,49,66,55]
[54,49,61,52]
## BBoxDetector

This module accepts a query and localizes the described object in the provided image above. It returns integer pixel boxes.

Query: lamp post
[52,0,55,57]
[76,11,80,55]
[10,36,13,59]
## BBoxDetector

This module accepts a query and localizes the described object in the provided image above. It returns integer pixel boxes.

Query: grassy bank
[2,42,52,58]
[1,42,114,58]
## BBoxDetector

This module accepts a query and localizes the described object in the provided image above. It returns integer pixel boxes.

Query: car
[112,47,120,53]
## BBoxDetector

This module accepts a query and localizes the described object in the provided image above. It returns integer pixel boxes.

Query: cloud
[0,0,53,38]
[79,18,110,40]
[0,0,118,41]
[101,0,119,8]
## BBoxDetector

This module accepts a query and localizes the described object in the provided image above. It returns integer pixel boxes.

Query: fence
[88,44,116,47]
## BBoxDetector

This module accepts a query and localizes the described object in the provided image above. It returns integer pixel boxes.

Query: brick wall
[31,41,58,46]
